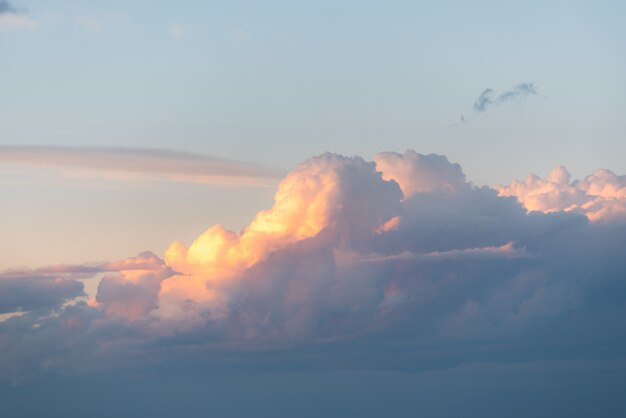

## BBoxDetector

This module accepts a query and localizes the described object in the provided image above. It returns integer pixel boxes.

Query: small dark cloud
[456,82,539,125]
[473,88,494,112]
[0,0,17,14]
[473,83,538,113]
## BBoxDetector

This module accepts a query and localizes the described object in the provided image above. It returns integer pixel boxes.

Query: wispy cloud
[473,83,538,113]
[456,82,539,125]
[0,0,37,30]
[0,145,281,187]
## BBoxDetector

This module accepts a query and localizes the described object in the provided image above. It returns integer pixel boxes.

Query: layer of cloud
[1,150,625,382]
[0,275,84,314]
[0,146,281,187]
[0,1,37,30]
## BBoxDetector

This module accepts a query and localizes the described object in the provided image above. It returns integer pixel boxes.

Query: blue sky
[3,0,625,181]
[2,0,626,268]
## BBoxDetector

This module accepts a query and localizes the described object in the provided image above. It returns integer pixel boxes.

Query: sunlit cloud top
[2,150,625,383]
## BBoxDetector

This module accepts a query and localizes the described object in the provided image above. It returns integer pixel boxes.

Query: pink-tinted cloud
[0,146,281,187]
[498,166,626,222]
[1,150,626,382]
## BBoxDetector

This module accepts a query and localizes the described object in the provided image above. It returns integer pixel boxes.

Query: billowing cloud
[1,150,626,382]
[0,146,281,187]
[499,165,626,222]
[0,1,37,30]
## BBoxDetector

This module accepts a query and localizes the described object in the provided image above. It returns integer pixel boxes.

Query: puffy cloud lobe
[1,150,626,381]
[94,252,173,319]
[374,150,466,197]
[498,166,626,222]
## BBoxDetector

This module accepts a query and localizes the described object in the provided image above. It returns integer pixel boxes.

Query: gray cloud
[0,275,84,314]
[456,82,539,124]
[0,145,281,187]
[0,1,16,14]
[473,83,538,113]
[1,151,625,384]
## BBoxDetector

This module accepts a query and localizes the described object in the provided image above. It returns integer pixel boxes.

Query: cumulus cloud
[0,1,37,30]
[1,150,626,382]
[499,166,626,222]
[0,146,281,187]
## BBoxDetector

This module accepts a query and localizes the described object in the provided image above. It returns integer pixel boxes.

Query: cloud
[498,165,626,222]
[473,83,538,113]
[0,146,281,187]
[0,274,84,314]
[0,0,16,13]
[1,150,626,382]
[458,83,538,124]
[0,1,37,30]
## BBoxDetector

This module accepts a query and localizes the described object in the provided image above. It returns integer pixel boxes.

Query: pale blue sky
[1,0,626,268]
[3,0,625,178]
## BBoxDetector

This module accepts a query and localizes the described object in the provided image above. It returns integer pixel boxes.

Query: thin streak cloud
[0,146,282,187]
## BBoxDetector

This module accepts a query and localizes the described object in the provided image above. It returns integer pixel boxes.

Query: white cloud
[499,165,626,222]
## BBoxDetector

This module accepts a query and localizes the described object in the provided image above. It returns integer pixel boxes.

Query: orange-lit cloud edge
[2,149,626,381]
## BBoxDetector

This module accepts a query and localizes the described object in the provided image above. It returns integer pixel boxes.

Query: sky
[1,1,626,417]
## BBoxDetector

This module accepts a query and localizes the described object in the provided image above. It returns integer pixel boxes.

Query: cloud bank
[0,146,281,186]
[1,150,626,382]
